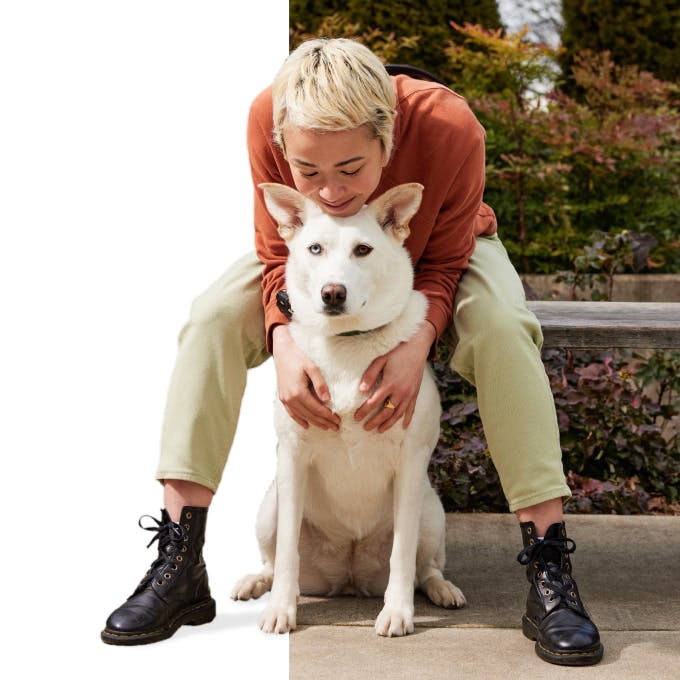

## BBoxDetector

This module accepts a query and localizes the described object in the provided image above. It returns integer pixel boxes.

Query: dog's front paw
[422,576,467,609]
[374,606,414,637]
[260,602,297,634]
[231,573,273,601]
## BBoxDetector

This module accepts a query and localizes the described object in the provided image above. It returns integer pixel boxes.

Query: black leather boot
[101,506,216,645]
[517,521,603,666]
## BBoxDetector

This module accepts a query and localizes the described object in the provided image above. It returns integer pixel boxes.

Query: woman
[102,37,602,667]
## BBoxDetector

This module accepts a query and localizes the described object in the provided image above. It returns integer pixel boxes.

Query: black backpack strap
[385,63,447,87]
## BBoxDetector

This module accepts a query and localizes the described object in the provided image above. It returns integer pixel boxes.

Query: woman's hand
[272,325,340,431]
[354,321,436,433]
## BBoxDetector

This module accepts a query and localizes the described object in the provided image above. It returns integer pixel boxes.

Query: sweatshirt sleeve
[401,85,489,351]
[415,130,486,346]
[247,88,291,353]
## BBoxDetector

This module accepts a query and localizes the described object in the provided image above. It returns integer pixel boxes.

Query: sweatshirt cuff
[425,301,452,360]
[265,302,289,354]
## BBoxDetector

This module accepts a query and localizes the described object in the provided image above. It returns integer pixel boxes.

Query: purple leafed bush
[429,347,680,515]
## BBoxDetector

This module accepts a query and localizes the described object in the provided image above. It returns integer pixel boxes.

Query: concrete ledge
[527,301,680,348]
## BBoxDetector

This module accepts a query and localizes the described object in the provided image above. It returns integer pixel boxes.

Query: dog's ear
[259,183,307,240]
[368,183,424,243]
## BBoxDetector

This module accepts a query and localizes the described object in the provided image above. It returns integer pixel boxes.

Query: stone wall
[522,274,680,302]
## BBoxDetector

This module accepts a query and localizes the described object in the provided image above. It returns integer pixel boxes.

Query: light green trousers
[156,235,570,512]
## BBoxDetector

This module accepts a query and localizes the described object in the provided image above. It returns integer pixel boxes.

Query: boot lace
[139,514,186,549]
[136,514,187,588]
[517,535,583,611]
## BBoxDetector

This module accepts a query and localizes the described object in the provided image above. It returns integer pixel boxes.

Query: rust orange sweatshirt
[248,75,497,352]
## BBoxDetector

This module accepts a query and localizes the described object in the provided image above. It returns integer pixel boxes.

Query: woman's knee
[456,296,542,349]
[189,283,258,329]
[189,255,263,326]
[178,256,267,361]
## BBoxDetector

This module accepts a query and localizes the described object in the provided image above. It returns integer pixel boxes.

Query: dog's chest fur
[275,291,438,540]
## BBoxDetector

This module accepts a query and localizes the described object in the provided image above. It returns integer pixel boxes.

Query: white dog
[231,182,466,637]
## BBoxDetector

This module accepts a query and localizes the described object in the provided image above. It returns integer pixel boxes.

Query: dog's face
[261,183,424,335]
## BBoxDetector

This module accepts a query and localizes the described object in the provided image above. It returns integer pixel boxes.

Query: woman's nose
[318,181,346,203]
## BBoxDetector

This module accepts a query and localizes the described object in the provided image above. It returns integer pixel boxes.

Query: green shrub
[290,12,421,65]
[560,0,680,88]
[445,24,680,274]
[290,0,501,82]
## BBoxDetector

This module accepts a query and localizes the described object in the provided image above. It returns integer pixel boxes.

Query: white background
[1,1,288,676]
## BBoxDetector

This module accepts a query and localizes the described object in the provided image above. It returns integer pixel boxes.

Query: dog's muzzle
[321,283,347,315]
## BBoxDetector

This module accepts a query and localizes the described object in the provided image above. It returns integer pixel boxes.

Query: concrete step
[290,514,680,679]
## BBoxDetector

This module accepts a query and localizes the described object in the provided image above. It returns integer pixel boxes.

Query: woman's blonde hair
[272,38,396,161]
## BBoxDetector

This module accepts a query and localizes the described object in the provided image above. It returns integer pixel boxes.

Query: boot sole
[101,597,216,646]
[522,614,604,666]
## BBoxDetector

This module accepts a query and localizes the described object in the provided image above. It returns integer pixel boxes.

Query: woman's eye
[354,244,373,257]
[308,243,323,255]
[300,171,318,178]
[341,167,362,176]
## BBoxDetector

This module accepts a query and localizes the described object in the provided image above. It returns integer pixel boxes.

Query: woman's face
[283,124,386,218]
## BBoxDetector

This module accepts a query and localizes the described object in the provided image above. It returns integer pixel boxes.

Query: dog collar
[336,326,386,337]
[336,330,366,337]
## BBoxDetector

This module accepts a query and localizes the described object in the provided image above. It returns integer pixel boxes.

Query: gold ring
[384,398,396,410]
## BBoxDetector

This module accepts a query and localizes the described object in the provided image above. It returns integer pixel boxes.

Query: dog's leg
[416,484,466,609]
[259,441,307,634]
[231,482,276,601]
[375,447,428,637]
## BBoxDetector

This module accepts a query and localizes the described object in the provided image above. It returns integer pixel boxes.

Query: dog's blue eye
[354,244,373,258]
[308,243,323,255]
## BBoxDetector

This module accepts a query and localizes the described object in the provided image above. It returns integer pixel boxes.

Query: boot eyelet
[548,596,555,602]
[186,512,192,519]
[172,564,179,571]
[527,527,533,534]
[544,589,551,596]
[533,561,539,568]
[529,538,535,545]
[164,573,172,580]
[156,580,164,586]
[539,581,546,587]
[570,591,576,597]
[184,523,190,530]
[184,536,189,542]
[176,555,183,562]
[181,546,187,553]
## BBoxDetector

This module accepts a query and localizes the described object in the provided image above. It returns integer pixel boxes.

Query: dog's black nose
[321,283,347,309]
